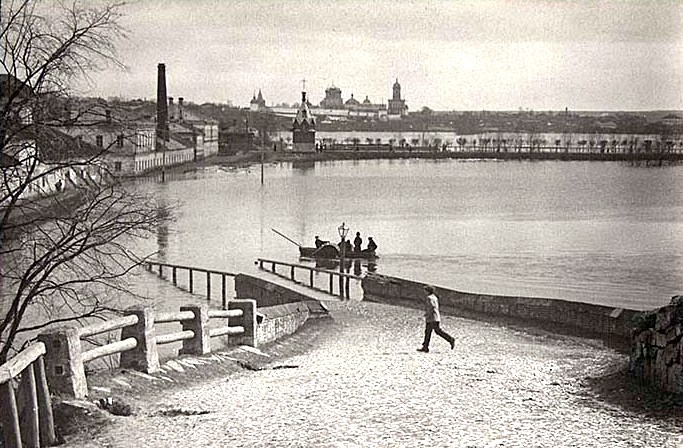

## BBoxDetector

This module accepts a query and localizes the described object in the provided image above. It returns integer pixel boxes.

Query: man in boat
[353,232,363,252]
[365,237,377,253]
[344,239,353,254]
[315,236,328,248]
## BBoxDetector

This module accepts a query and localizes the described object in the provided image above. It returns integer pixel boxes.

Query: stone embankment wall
[362,273,639,346]
[236,274,314,307]
[235,274,327,345]
[256,303,310,345]
[630,296,683,394]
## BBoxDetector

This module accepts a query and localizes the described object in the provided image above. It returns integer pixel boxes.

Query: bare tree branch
[0,0,173,363]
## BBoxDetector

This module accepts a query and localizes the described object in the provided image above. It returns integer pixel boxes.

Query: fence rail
[157,330,195,345]
[82,338,138,364]
[78,314,139,338]
[155,310,195,323]
[35,300,256,400]
[0,342,57,448]
[209,326,244,338]
[256,257,362,299]
[145,261,236,308]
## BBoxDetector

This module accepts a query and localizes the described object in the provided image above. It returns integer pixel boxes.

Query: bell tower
[388,78,407,119]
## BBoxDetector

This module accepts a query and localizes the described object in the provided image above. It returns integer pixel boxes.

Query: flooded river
[133,158,683,311]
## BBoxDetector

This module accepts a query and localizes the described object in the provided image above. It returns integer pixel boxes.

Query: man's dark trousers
[422,321,454,349]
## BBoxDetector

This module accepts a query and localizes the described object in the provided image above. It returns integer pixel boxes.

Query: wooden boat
[299,243,378,260]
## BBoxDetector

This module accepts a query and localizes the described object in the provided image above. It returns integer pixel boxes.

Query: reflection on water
[132,160,683,311]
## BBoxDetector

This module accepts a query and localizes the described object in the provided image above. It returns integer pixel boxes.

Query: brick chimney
[156,63,169,151]
[178,97,184,122]
[168,96,174,121]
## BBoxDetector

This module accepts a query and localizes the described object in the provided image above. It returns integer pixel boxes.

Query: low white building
[1,127,108,205]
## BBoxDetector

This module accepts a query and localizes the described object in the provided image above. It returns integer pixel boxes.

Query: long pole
[162,142,166,182]
[260,144,264,185]
[271,228,302,247]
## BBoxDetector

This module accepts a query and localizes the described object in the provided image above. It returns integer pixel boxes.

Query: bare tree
[1,0,171,362]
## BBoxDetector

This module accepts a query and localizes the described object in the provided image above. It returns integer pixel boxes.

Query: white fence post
[180,305,210,355]
[37,328,87,399]
[228,300,257,347]
[120,306,160,373]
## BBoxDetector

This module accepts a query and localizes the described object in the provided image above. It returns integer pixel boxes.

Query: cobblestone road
[70,300,683,447]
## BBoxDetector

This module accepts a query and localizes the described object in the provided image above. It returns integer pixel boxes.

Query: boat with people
[271,228,379,261]
[298,244,378,260]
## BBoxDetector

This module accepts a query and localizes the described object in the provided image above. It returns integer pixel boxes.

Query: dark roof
[0,74,34,101]
[293,92,316,127]
[14,125,103,162]
[0,152,20,168]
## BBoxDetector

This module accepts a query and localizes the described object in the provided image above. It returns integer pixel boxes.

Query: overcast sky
[79,0,683,111]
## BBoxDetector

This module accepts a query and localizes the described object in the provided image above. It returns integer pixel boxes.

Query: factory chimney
[156,63,169,151]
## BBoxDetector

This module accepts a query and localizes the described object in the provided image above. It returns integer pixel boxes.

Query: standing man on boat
[418,285,455,353]
[353,232,363,252]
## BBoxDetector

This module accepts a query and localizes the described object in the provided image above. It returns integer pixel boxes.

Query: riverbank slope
[61,297,683,447]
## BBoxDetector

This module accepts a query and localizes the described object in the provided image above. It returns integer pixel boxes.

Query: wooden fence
[35,300,255,400]
[0,343,57,448]
[256,257,362,299]
[145,261,236,308]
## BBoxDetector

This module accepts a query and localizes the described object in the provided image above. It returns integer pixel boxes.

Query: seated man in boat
[344,239,353,254]
[315,236,328,248]
[365,237,378,253]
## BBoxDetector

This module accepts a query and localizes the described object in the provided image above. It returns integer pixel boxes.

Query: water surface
[135,159,683,311]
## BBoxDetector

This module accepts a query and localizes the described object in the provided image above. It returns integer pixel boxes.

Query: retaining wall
[630,296,683,394]
[257,303,310,345]
[362,273,640,346]
[236,274,312,307]
[235,274,327,344]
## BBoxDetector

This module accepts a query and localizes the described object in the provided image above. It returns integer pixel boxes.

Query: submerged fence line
[145,261,236,308]
[256,257,362,300]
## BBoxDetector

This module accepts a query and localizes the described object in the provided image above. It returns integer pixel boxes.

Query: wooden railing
[79,315,140,364]
[36,301,254,400]
[145,261,236,308]
[0,343,57,448]
[256,257,362,300]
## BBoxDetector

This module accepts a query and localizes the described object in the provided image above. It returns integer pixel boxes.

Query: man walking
[418,285,455,353]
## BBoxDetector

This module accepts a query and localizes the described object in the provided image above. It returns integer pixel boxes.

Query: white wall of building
[1,140,108,204]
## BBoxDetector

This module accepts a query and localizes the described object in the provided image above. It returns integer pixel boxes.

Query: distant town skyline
[73,0,683,111]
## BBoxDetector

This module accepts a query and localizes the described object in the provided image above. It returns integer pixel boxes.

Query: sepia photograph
[1,0,683,446]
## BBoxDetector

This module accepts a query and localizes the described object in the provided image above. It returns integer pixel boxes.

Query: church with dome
[318,84,393,120]
[252,79,408,122]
